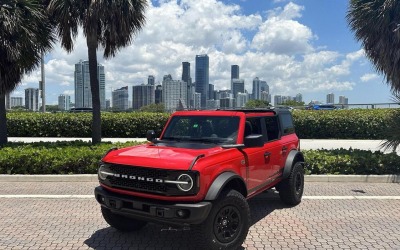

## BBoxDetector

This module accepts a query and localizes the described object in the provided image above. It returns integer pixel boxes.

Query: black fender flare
[282,150,304,179]
[204,172,246,201]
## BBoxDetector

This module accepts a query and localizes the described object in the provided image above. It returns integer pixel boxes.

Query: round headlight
[98,164,113,181]
[176,174,194,192]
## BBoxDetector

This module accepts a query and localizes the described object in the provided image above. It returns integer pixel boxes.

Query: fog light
[176,209,190,218]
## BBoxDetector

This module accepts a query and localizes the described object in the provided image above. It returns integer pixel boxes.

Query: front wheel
[278,161,305,206]
[101,207,147,232]
[192,190,250,250]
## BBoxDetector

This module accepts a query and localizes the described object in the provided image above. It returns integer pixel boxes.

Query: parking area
[0,182,399,249]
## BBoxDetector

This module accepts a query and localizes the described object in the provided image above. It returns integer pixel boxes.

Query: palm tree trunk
[0,93,8,145]
[87,33,102,145]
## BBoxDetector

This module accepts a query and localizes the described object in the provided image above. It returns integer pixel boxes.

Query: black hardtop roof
[214,107,291,115]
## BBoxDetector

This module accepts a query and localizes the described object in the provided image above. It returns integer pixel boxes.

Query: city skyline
[12,54,354,111]
[9,0,394,105]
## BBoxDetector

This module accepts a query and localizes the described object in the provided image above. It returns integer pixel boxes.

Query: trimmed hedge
[7,112,169,138]
[293,109,395,139]
[0,141,141,174]
[0,141,399,175]
[304,149,400,175]
[5,109,398,139]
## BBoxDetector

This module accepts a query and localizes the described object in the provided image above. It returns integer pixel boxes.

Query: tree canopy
[245,99,270,108]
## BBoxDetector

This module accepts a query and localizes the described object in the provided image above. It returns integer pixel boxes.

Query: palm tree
[347,1,400,151]
[47,0,147,144]
[347,0,400,92]
[0,0,54,145]
[380,92,400,152]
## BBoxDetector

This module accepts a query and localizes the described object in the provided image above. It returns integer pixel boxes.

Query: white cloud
[360,73,379,82]
[12,0,365,103]
[252,3,314,55]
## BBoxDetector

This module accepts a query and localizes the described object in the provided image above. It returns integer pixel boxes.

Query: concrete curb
[0,174,399,183]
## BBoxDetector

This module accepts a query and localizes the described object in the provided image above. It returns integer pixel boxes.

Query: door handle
[282,146,288,152]
[264,152,271,157]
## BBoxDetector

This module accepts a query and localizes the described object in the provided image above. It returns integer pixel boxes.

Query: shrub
[0,141,399,175]
[5,109,398,139]
[7,112,169,138]
[303,148,400,175]
[0,141,142,174]
[293,109,393,139]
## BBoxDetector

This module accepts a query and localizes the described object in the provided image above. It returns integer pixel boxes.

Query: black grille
[108,164,169,194]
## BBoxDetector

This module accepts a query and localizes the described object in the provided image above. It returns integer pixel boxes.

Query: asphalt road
[1,182,399,249]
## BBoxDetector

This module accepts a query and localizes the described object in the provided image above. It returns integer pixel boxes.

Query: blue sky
[14,0,393,105]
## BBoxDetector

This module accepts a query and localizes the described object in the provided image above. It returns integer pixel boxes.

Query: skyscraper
[232,79,245,98]
[25,88,39,111]
[230,65,239,92]
[155,84,163,104]
[182,62,193,107]
[231,65,239,79]
[182,62,191,84]
[327,93,335,104]
[163,77,188,112]
[132,84,155,110]
[148,75,155,85]
[74,60,106,110]
[10,97,23,108]
[58,94,71,111]
[112,86,129,111]
[195,54,209,108]
[252,78,269,100]
[339,95,349,108]
[236,92,249,108]
[274,95,282,106]
[208,84,215,100]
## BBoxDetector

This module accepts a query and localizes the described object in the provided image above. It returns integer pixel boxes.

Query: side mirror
[146,130,156,142]
[244,134,264,148]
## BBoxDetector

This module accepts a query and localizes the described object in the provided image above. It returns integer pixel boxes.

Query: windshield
[162,116,240,144]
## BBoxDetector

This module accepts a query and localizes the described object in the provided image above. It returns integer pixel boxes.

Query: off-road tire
[192,190,250,250]
[101,207,147,232]
[278,161,304,206]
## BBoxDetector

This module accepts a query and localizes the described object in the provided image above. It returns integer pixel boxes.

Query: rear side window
[264,116,280,141]
[280,113,295,135]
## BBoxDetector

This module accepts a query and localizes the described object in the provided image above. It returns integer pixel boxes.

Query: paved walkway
[0,182,399,249]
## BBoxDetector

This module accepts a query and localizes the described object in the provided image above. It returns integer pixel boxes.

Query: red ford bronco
[95,109,304,249]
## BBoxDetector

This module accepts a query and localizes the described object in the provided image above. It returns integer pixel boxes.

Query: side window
[280,113,295,135]
[264,116,280,141]
[244,117,264,141]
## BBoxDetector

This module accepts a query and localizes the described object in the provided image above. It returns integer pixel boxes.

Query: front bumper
[94,186,212,226]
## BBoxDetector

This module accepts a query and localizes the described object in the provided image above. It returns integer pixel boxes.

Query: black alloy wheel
[214,205,241,243]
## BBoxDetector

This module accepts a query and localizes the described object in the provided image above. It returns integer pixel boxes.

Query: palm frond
[347,0,400,92]
[0,0,55,94]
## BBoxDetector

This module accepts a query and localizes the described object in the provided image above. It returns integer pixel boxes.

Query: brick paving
[0,183,399,249]
[1,182,399,196]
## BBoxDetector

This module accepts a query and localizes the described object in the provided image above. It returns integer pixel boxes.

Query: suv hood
[102,143,223,170]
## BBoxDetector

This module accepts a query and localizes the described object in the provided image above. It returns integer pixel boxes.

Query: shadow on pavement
[84,191,289,250]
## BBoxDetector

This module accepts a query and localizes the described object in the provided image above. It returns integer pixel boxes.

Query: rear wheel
[192,190,250,250]
[101,207,147,232]
[278,162,304,206]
